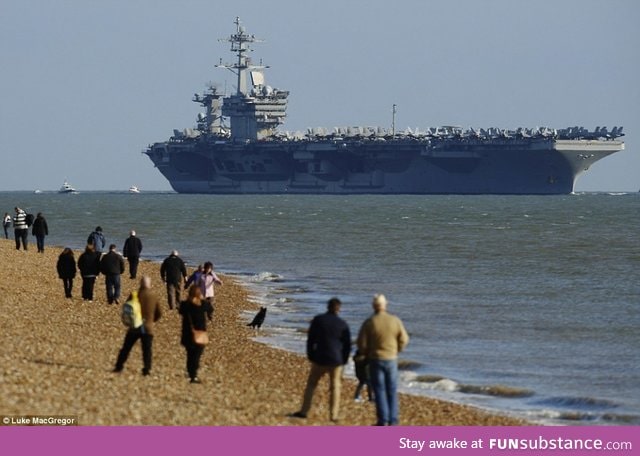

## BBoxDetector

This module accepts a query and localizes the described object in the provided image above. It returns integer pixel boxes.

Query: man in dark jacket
[31,212,49,253]
[100,244,125,304]
[123,230,143,279]
[77,244,101,301]
[290,297,351,422]
[160,250,187,310]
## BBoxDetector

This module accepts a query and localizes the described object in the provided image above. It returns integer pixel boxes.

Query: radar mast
[215,17,289,141]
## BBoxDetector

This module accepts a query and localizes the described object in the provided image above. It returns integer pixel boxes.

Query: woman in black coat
[31,212,49,253]
[56,248,77,298]
[179,284,213,383]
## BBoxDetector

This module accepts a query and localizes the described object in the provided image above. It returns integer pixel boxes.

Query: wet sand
[0,240,523,425]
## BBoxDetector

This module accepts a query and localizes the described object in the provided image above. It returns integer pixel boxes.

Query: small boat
[59,181,77,194]
[34,189,42,194]
[129,185,140,193]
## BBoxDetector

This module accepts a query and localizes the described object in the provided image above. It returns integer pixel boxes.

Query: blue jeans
[369,359,399,425]
[105,274,121,304]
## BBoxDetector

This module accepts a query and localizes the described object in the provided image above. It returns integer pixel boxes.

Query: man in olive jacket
[357,294,409,426]
[113,276,162,376]
[290,297,351,422]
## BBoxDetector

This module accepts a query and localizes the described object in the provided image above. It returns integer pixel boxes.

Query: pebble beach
[0,239,523,426]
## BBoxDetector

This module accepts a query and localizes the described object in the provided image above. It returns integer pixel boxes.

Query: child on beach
[353,349,374,403]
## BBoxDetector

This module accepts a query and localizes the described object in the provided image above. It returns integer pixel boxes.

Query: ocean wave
[413,375,534,398]
[249,271,284,283]
[397,359,422,370]
[601,413,640,424]
[558,411,640,424]
[524,409,640,425]
[431,379,459,392]
[535,396,619,410]
[459,384,535,398]
[415,374,447,383]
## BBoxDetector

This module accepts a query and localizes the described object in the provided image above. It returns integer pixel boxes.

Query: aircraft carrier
[145,18,625,195]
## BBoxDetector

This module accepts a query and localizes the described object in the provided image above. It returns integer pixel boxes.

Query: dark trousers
[115,328,153,375]
[81,276,96,300]
[62,277,73,298]
[3,224,9,239]
[105,274,121,304]
[35,235,46,252]
[166,283,180,310]
[354,380,374,401]
[14,229,28,250]
[128,257,140,279]
[185,343,205,380]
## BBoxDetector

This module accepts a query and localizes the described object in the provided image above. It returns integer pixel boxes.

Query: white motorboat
[59,181,77,194]
[129,185,140,193]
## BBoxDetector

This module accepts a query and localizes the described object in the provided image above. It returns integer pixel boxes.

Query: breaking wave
[535,396,618,410]
[458,384,535,398]
[413,375,533,398]
[249,271,284,282]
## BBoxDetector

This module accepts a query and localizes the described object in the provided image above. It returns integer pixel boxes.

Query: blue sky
[0,0,638,191]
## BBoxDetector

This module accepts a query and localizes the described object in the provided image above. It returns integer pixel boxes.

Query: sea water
[2,191,638,425]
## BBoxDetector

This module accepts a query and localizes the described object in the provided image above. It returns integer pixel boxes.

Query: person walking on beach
[3,212,11,239]
[160,250,187,310]
[13,207,29,250]
[184,264,204,290]
[113,276,162,376]
[87,226,106,254]
[179,284,213,383]
[31,212,49,253]
[100,244,125,304]
[77,244,101,301]
[357,294,409,426]
[56,248,77,299]
[123,230,143,279]
[197,261,223,311]
[290,297,351,422]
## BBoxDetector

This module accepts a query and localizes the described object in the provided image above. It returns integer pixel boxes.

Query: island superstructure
[145,18,625,194]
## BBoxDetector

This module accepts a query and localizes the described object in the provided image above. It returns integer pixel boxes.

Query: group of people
[46,223,224,383]
[4,207,48,252]
[290,294,409,426]
[113,257,222,384]
[55,226,131,303]
[6,211,410,422]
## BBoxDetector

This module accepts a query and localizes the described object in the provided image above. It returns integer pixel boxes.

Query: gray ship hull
[146,138,623,195]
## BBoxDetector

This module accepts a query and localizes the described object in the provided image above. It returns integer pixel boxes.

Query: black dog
[247,307,267,329]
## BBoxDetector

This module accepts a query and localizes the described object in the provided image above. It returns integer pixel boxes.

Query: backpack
[121,291,143,329]
[25,213,34,227]
[88,231,104,250]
